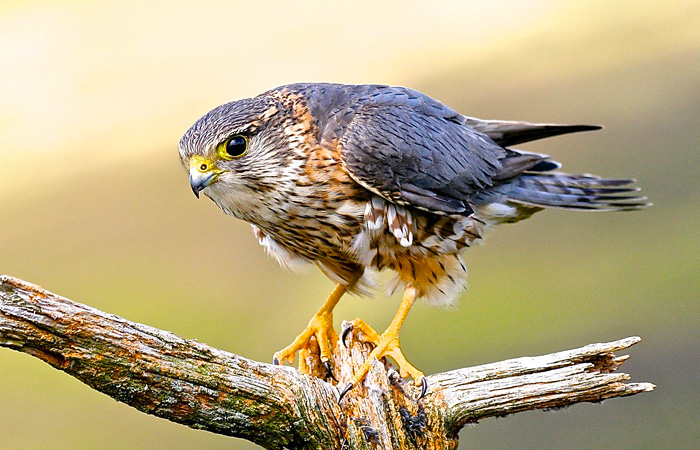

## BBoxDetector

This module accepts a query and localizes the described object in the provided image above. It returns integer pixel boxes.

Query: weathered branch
[0,275,654,449]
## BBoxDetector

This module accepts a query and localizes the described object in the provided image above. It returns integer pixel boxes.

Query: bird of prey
[179,83,646,398]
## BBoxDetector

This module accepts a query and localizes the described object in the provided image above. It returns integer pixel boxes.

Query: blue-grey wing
[333,88,506,215]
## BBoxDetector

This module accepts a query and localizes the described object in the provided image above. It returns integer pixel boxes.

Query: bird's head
[178,95,298,221]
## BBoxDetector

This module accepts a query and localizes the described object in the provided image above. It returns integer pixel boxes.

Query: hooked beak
[189,157,219,198]
[190,171,217,198]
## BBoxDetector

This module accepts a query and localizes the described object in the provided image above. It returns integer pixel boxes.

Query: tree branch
[0,275,654,449]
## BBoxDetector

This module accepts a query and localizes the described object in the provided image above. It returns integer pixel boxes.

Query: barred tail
[472,172,649,225]
[505,173,649,211]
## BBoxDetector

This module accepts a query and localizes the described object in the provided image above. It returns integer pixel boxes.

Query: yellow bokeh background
[1,1,698,448]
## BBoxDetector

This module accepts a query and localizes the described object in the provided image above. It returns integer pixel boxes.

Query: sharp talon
[341,323,353,348]
[273,357,280,365]
[418,377,428,400]
[338,383,354,402]
[323,360,336,381]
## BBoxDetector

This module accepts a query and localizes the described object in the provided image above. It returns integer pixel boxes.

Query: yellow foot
[339,318,426,402]
[342,318,425,381]
[272,309,338,374]
[338,287,426,401]
[272,284,346,378]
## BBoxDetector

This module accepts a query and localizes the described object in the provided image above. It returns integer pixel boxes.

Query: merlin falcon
[179,83,646,398]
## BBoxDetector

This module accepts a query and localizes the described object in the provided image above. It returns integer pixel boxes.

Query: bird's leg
[340,287,424,399]
[273,283,345,375]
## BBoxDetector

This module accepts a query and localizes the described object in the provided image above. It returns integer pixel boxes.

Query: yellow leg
[273,283,346,371]
[345,287,424,389]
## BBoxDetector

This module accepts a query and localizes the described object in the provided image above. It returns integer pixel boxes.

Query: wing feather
[462,117,601,147]
[333,89,506,215]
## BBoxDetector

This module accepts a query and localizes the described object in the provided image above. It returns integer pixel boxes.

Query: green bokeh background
[1,1,698,448]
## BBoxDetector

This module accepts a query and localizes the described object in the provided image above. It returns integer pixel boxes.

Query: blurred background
[1,0,698,448]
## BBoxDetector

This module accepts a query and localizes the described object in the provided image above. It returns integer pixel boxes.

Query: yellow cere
[189,155,221,174]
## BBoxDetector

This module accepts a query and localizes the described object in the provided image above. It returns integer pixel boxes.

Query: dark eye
[218,135,248,159]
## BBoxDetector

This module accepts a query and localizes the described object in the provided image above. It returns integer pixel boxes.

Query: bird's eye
[217,135,248,159]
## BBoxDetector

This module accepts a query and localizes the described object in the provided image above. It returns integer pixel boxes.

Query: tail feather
[507,174,650,211]
[532,173,637,188]
[469,136,649,223]
[523,176,640,196]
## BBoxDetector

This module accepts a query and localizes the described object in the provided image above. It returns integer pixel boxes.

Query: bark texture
[0,275,655,449]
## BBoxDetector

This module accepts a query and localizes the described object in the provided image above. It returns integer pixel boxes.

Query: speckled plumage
[179,83,646,306]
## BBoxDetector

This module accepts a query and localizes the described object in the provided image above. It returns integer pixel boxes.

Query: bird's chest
[248,146,372,260]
